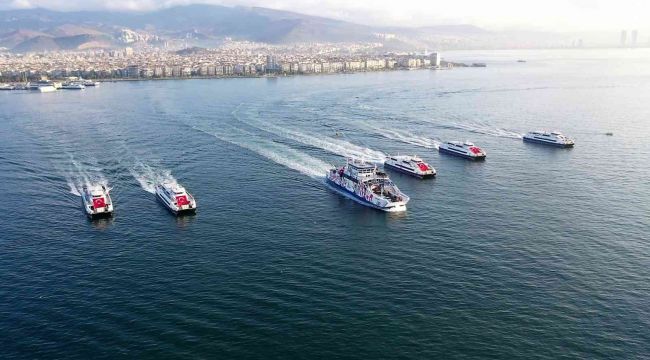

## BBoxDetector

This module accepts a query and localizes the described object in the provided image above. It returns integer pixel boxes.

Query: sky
[1,0,649,33]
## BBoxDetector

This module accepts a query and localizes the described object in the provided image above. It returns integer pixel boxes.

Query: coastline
[0,66,459,86]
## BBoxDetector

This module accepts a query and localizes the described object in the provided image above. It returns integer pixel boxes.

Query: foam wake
[233,107,386,163]
[194,126,332,179]
[129,162,177,194]
[63,156,108,197]
[441,122,523,139]
[358,122,441,149]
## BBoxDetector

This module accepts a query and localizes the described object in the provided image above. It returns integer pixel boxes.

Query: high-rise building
[430,53,441,68]
[631,30,638,47]
[266,55,277,73]
[620,30,627,47]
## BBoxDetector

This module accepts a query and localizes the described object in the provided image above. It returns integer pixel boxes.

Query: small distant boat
[605,132,613,136]
[326,158,409,212]
[471,63,487,67]
[384,155,436,178]
[523,131,574,147]
[517,60,527,63]
[82,80,100,87]
[81,184,114,219]
[0,84,15,90]
[61,82,85,90]
[438,141,486,160]
[155,182,197,215]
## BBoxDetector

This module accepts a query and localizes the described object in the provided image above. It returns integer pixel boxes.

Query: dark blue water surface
[1,49,649,359]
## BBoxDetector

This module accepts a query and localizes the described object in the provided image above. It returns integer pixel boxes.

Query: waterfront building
[430,53,441,68]
[126,65,140,78]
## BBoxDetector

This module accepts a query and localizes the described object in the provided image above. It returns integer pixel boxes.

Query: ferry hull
[438,147,486,160]
[384,162,435,179]
[523,137,574,148]
[325,177,407,212]
[87,210,113,220]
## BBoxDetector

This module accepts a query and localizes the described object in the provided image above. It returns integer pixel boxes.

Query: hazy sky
[2,0,649,32]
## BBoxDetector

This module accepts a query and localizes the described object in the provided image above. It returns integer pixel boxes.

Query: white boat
[81,184,114,218]
[523,131,574,147]
[28,80,57,92]
[61,82,86,90]
[326,158,409,212]
[0,84,15,90]
[438,141,486,160]
[155,182,197,215]
[82,80,100,87]
[384,155,436,178]
[37,85,56,92]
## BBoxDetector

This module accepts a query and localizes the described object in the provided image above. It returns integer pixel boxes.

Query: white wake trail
[194,126,332,179]
[64,156,108,197]
[357,122,441,149]
[233,107,386,163]
[129,162,178,194]
[445,122,523,139]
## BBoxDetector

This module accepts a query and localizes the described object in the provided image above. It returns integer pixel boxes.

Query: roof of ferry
[348,161,374,170]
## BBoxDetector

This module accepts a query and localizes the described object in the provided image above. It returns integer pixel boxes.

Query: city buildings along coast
[0,42,451,83]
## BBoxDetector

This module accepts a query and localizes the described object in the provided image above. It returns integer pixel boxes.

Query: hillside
[0,5,489,52]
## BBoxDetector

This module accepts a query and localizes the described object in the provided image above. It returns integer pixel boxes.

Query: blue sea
[1,49,649,359]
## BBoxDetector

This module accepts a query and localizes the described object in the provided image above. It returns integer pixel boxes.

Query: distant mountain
[0,4,492,52]
[12,33,113,52]
[0,29,51,48]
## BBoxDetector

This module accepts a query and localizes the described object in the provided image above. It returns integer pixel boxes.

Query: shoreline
[0,66,457,86]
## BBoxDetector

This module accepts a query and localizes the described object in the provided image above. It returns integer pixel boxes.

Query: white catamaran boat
[523,131,575,147]
[28,80,57,92]
[384,155,436,178]
[81,184,114,218]
[155,182,197,215]
[438,141,486,160]
[326,158,410,212]
[82,80,100,87]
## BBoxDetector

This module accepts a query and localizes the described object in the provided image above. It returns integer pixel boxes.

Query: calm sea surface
[1,49,649,359]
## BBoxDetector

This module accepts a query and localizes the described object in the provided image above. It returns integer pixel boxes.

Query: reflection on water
[175,212,197,228]
[89,216,114,230]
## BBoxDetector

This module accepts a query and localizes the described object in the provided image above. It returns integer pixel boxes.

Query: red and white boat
[155,181,197,215]
[384,155,436,178]
[81,184,114,219]
[438,141,486,160]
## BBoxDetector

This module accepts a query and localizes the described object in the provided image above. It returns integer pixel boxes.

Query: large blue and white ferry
[326,158,409,212]
[523,131,574,147]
